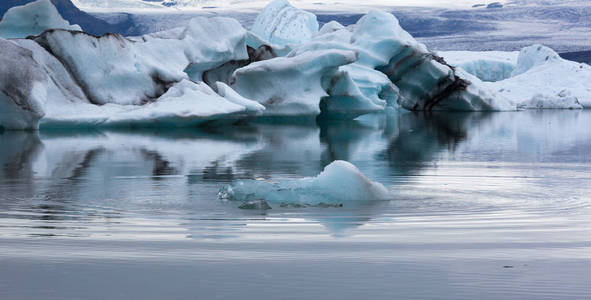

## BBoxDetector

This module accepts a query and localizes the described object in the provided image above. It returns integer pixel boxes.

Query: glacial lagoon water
[1,110,591,299]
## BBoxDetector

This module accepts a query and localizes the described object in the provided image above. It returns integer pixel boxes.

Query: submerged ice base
[218,160,389,207]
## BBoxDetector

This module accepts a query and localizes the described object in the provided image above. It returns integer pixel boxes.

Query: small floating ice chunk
[218,160,389,206]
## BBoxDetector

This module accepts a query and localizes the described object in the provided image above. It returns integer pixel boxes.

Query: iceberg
[40,80,264,128]
[218,160,390,206]
[34,16,248,106]
[486,45,591,108]
[250,0,319,47]
[201,44,277,89]
[321,64,398,119]
[229,49,358,117]
[0,35,262,129]
[517,92,583,110]
[13,39,89,105]
[0,38,47,130]
[438,51,518,82]
[0,35,97,130]
[352,11,513,111]
[0,1,264,130]
[288,10,512,111]
[4,0,591,130]
[287,20,397,118]
[511,44,561,77]
[0,0,81,39]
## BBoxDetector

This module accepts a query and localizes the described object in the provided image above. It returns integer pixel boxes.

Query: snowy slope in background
[71,0,511,12]
[3,0,591,52]
[79,0,591,53]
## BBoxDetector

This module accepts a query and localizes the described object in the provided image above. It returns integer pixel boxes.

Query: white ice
[40,80,264,128]
[230,49,357,117]
[250,0,319,47]
[486,45,591,108]
[287,19,396,117]
[0,38,52,130]
[0,0,81,39]
[517,92,583,110]
[351,10,514,111]
[34,16,248,106]
[218,160,390,206]
[3,0,591,131]
[438,51,519,82]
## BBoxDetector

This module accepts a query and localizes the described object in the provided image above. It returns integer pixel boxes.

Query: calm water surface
[1,111,591,299]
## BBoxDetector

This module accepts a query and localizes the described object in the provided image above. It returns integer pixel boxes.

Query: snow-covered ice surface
[517,93,583,110]
[219,160,389,206]
[485,45,591,108]
[436,46,591,108]
[0,0,81,39]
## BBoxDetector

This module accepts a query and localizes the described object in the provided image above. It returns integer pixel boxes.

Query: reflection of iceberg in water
[318,118,384,168]
[451,110,591,162]
[377,112,493,175]
[0,128,265,224]
[0,131,43,200]
[8,111,584,237]
[0,112,499,237]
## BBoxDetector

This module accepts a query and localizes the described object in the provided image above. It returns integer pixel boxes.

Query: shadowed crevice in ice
[199,44,277,90]
[218,160,389,208]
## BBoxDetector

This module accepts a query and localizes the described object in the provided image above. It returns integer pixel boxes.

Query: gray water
[1,111,591,299]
